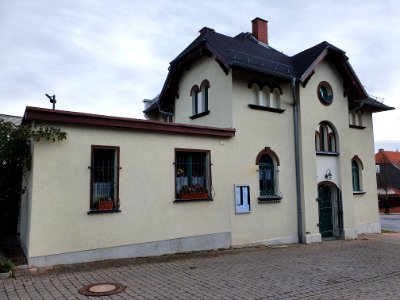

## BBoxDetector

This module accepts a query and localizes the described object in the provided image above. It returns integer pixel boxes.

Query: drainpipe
[158,103,175,119]
[349,100,364,113]
[291,77,303,244]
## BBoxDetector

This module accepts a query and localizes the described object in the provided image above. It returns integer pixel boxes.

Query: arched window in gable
[190,85,200,115]
[200,80,210,113]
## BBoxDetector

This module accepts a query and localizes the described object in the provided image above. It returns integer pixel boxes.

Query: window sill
[190,110,210,119]
[87,209,121,215]
[349,125,366,130]
[258,196,282,203]
[174,198,213,203]
[353,191,366,195]
[316,151,339,156]
[248,104,285,113]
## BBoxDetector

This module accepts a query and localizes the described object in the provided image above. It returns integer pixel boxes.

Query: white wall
[174,56,233,128]
[27,125,234,258]
[229,68,298,245]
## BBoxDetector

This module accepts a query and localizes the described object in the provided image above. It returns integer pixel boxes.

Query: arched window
[256,148,282,201]
[251,83,259,105]
[351,156,364,192]
[248,81,283,112]
[200,80,210,113]
[260,86,270,106]
[190,85,200,115]
[316,122,338,153]
[315,131,321,152]
[271,88,281,109]
[259,155,275,196]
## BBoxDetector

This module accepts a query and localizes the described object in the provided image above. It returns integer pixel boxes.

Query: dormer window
[190,80,210,119]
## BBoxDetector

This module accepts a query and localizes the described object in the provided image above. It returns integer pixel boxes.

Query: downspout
[158,103,175,119]
[291,77,303,244]
[349,100,364,113]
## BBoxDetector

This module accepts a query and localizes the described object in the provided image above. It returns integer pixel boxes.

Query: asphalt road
[380,213,400,231]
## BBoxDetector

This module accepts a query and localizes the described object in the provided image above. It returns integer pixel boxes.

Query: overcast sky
[0,0,399,143]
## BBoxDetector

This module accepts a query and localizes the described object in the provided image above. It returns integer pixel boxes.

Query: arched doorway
[317,182,343,239]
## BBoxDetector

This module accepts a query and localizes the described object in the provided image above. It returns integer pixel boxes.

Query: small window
[316,122,338,154]
[352,157,363,193]
[317,81,333,105]
[90,146,120,211]
[175,150,211,201]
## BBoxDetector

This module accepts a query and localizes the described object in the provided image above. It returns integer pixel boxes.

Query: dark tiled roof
[363,97,394,112]
[143,94,160,114]
[0,114,22,126]
[171,29,296,78]
[146,26,394,114]
[291,41,345,78]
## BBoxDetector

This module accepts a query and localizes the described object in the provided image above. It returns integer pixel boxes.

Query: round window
[317,81,333,105]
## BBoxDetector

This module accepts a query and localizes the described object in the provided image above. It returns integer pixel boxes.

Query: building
[375,149,400,211]
[20,18,394,267]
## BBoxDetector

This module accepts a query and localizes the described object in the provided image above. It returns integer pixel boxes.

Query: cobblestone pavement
[2,233,400,299]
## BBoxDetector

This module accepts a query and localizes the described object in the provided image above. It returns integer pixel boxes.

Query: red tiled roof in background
[376,150,400,169]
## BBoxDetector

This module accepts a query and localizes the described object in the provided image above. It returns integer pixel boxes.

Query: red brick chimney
[251,17,268,45]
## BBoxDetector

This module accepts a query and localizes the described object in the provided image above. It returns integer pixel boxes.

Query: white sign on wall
[235,184,250,214]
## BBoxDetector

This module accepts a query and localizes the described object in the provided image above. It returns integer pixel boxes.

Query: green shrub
[0,252,13,273]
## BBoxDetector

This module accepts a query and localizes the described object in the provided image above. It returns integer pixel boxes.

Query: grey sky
[0,0,398,142]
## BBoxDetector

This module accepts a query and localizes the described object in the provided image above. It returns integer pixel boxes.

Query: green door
[318,183,343,239]
[318,185,334,238]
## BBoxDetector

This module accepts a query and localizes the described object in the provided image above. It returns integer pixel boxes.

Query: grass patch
[381,229,397,233]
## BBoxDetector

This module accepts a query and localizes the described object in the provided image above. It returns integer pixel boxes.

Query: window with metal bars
[175,150,211,200]
[259,155,276,197]
[90,146,120,211]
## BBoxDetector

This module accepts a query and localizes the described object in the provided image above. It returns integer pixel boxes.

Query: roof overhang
[24,107,236,138]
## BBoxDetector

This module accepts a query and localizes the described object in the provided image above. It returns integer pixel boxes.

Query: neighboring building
[0,113,22,126]
[375,149,400,210]
[20,18,394,267]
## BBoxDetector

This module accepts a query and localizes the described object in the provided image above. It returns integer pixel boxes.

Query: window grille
[175,151,210,200]
[90,147,119,211]
[258,154,282,200]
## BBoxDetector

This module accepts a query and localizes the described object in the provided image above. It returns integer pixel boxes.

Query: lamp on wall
[325,169,332,180]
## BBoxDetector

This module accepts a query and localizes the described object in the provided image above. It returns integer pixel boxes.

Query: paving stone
[2,234,400,299]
